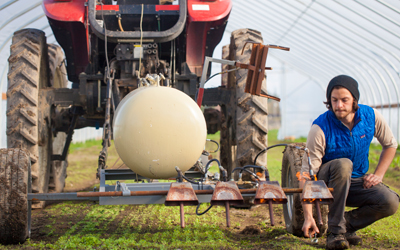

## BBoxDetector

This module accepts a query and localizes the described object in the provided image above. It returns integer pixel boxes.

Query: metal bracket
[196,43,289,107]
[120,183,131,196]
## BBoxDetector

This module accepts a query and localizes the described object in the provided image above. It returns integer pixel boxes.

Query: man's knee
[380,191,399,217]
[329,158,353,179]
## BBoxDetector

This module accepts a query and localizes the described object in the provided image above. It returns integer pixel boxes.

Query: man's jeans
[317,158,400,234]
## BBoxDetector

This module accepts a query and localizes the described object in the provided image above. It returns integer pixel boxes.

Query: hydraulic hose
[206,139,220,153]
[231,167,260,180]
[243,165,265,172]
[205,158,221,173]
[253,143,288,165]
[181,175,202,185]
[196,203,213,215]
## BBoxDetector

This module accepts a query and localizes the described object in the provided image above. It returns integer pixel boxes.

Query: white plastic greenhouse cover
[1,0,400,148]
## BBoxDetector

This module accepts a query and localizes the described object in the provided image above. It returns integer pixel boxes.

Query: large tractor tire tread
[7,29,50,208]
[230,28,268,168]
[0,148,30,245]
[282,143,328,237]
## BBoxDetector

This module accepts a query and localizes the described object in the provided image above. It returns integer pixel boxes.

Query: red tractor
[1,0,281,244]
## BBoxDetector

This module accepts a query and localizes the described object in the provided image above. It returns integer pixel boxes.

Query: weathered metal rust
[76,187,334,197]
[236,42,290,101]
[254,181,287,226]
[210,181,244,206]
[180,203,185,228]
[211,181,243,227]
[315,200,323,226]
[225,201,231,227]
[301,180,334,205]
[268,200,275,226]
[165,182,199,206]
[165,182,199,229]
[254,181,287,205]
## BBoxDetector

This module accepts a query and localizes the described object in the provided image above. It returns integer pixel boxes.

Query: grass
[1,130,399,249]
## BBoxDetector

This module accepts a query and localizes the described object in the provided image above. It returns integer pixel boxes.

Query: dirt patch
[240,225,262,235]
[27,110,35,117]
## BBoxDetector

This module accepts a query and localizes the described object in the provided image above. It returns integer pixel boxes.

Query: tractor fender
[187,0,232,22]
[42,0,87,23]
[186,0,232,76]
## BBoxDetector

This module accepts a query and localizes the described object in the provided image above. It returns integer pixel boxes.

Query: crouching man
[300,75,399,249]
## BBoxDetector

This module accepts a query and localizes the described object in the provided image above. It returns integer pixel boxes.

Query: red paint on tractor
[186,0,232,76]
[42,0,87,22]
[155,5,180,11]
[188,0,232,22]
[95,5,120,11]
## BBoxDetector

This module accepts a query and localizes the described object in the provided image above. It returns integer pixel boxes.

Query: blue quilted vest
[313,104,375,178]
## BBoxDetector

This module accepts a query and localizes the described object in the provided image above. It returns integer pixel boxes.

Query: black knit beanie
[326,75,359,101]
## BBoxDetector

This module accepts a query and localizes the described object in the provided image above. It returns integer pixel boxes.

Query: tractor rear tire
[7,29,51,209]
[220,29,268,179]
[47,43,69,193]
[0,148,31,245]
[282,143,328,237]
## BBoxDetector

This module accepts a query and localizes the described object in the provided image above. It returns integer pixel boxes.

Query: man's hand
[302,217,319,238]
[363,174,383,189]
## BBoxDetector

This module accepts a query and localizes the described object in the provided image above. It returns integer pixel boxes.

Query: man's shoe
[326,232,349,250]
[345,231,362,246]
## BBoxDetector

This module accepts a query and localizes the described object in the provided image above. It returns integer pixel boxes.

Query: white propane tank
[113,85,207,179]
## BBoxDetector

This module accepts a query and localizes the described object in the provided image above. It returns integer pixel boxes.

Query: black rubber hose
[182,175,201,185]
[206,139,220,153]
[231,167,244,175]
[242,168,260,180]
[231,167,260,180]
[196,203,214,215]
[242,165,264,173]
[205,159,221,173]
[243,165,265,170]
[253,143,288,165]
[265,168,270,181]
